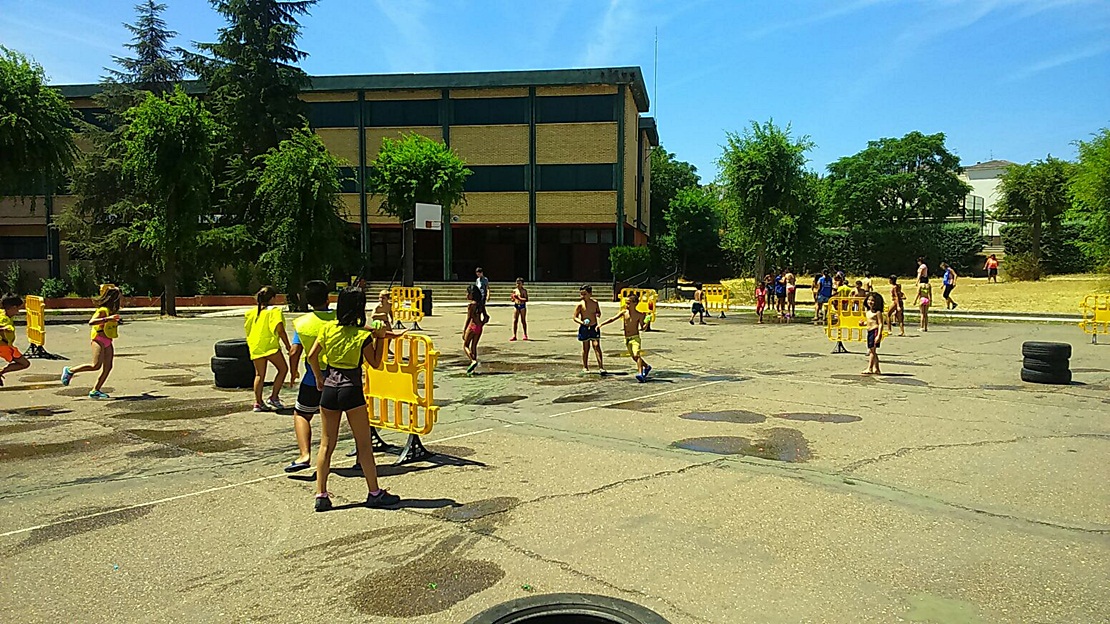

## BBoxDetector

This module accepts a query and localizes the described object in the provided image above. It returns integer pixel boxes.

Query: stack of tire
[211,339,254,389]
[1021,341,1072,385]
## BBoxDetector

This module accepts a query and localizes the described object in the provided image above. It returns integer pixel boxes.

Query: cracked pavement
[1,305,1108,623]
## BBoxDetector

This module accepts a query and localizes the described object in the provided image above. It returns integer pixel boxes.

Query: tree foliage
[255,127,347,309]
[106,1,185,92]
[659,185,720,276]
[826,131,971,226]
[1070,128,1110,267]
[609,246,652,281]
[649,146,699,236]
[996,157,1073,272]
[0,47,76,197]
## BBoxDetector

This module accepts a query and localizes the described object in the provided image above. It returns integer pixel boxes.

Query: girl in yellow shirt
[61,286,122,399]
[245,286,291,412]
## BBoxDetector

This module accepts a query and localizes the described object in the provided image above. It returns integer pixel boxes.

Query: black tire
[1022,357,1069,374]
[214,338,251,360]
[463,593,670,624]
[1020,367,1071,385]
[211,356,255,389]
[1021,341,1072,360]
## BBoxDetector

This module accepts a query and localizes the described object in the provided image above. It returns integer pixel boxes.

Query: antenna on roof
[654,26,659,121]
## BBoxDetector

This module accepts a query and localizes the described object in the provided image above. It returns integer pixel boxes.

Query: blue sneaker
[642,364,652,378]
[60,367,73,386]
[636,373,646,383]
[89,390,110,399]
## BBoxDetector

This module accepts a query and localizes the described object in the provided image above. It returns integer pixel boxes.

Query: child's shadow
[325,497,460,512]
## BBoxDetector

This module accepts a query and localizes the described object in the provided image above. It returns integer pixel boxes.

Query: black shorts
[987,268,998,277]
[867,328,880,350]
[294,383,321,417]
[320,385,366,412]
[943,284,955,298]
[691,302,705,314]
[578,325,600,342]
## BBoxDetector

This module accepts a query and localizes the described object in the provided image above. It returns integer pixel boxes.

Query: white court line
[0,380,728,538]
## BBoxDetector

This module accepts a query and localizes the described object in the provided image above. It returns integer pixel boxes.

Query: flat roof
[639,117,659,146]
[55,66,651,112]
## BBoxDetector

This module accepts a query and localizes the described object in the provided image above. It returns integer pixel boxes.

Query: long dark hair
[256,286,277,315]
[866,292,885,312]
[96,286,122,314]
[467,284,485,315]
[336,287,366,327]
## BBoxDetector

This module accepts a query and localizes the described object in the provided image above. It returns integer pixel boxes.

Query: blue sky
[2,0,1108,178]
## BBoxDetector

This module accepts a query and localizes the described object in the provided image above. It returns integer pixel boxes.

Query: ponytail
[256,286,276,315]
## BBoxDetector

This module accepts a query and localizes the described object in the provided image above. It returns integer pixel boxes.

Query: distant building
[960,159,1015,244]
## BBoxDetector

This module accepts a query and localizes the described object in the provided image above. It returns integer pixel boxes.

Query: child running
[600,292,652,382]
[61,286,122,399]
[887,275,905,337]
[940,262,959,309]
[245,286,290,412]
[860,292,885,375]
[755,280,767,324]
[463,284,489,375]
[306,287,401,512]
[690,283,706,325]
[285,280,335,472]
[913,277,932,332]
[510,277,529,341]
[573,284,605,374]
[0,294,30,386]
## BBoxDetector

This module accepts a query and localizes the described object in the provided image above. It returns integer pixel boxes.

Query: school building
[0,67,657,284]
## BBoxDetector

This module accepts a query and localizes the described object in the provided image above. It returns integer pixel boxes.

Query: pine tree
[106,0,184,93]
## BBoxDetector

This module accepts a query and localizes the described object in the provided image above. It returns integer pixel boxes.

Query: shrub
[65,262,96,297]
[1000,221,1096,274]
[1002,252,1043,281]
[801,223,984,276]
[196,273,218,296]
[609,246,652,280]
[2,261,27,294]
[40,277,68,298]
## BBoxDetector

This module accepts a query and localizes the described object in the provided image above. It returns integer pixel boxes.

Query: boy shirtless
[600,292,652,382]
[573,285,605,374]
[372,289,393,327]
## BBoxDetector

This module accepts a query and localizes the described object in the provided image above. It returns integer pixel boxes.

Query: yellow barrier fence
[703,284,731,318]
[1079,294,1110,344]
[390,286,425,330]
[362,332,439,463]
[22,295,63,359]
[824,296,888,353]
[619,288,657,326]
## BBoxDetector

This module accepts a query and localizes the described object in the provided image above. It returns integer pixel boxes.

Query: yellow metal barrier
[619,288,657,326]
[22,295,64,359]
[362,332,439,463]
[390,286,425,330]
[824,296,887,353]
[703,284,731,318]
[1079,294,1110,344]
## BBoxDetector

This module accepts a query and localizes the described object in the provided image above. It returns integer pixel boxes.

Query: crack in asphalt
[838,433,1110,474]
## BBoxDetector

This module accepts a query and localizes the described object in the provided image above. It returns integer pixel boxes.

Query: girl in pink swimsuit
[463,284,489,375]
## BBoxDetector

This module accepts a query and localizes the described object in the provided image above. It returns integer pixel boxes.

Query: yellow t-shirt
[316,322,371,370]
[244,306,285,359]
[836,285,853,298]
[0,312,16,346]
[90,307,119,340]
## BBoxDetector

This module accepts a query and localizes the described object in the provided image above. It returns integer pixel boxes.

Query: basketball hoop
[415,203,442,231]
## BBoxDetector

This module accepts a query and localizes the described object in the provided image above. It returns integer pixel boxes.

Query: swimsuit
[578,324,600,341]
[625,334,642,357]
[867,328,879,350]
[468,322,484,336]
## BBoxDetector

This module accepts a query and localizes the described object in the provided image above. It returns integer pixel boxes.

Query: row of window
[0,236,48,260]
[308,95,617,128]
[336,164,616,193]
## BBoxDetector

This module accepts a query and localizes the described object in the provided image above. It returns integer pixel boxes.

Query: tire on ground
[1020,366,1072,385]
[1021,341,1072,360]
[211,355,254,388]
[1022,357,1069,374]
[214,338,251,360]
[463,593,671,624]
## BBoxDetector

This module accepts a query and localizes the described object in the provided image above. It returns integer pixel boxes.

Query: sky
[2,0,1108,179]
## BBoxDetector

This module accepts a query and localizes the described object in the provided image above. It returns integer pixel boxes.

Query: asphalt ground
[1,303,1108,623]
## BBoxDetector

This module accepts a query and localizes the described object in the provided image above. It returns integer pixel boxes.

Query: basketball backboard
[415,203,442,230]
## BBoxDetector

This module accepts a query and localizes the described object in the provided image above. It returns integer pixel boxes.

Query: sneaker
[689,319,695,325]
[366,490,400,508]
[314,493,332,512]
[952,303,958,310]
[510,336,517,342]
[523,335,529,341]
[266,397,285,410]
[599,368,608,376]
[466,361,478,375]
[88,390,109,399]
[60,367,73,386]
[636,373,646,383]
[582,368,590,374]
[643,364,652,378]
[252,403,269,413]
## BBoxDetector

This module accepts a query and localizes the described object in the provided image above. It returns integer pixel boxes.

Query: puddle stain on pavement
[4,507,153,556]
[535,377,601,386]
[672,428,812,462]
[469,395,526,406]
[110,399,241,421]
[0,433,122,461]
[553,392,604,404]
[785,353,824,359]
[0,421,64,435]
[830,374,878,383]
[1,406,70,418]
[124,429,245,453]
[775,412,861,424]
[680,410,766,424]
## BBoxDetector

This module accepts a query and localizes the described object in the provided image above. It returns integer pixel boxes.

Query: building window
[536,95,616,123]
[451,97,529,125]
[337,167,359,193]
[536,164,616,191]
[365,99,439,127]
[73,107,111,130]
[464,165,527,192]
[0,236,48,260]
[307,101,359,128]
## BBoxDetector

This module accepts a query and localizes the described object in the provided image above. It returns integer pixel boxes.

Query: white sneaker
[266,397,285,410]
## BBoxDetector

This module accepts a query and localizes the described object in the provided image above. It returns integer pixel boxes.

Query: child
[860,292,885,375]
[784,270,796,319]
[862,272,874,293]
[285,280,335,472]
[984,254,999,284]
[573,284,605,374]
[689,283,706,325]
[773,270,787,318]
[941,262,958,309]
[61,286,122,399]
[755,281,767,324]
[836,277,852,299]
[307,287,402,512]
[816,270,833,323]
[887,275,905,337]
[510,277,529,341]
[0,294,30,386]
[913,277,932,332]
[852,280,868,298]
[371,289,393,327]
[463,284,489,375]
[600,292,652,382]
[245,286,290,412]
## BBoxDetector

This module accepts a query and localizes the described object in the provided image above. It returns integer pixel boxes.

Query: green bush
[1002,252,1043,281]
[802,223,984,276]
[609,246,652,280]
[40,277,68,298]
[1000,221,1096,274]
[65,262,96,297]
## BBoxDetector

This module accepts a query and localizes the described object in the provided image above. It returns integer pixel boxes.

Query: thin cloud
[373,0,435,72]
[747,0,889,39]
[1006,42,1110,82]
[580,0,639,67]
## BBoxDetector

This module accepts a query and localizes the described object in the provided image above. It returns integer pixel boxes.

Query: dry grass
[720,274,1110,314]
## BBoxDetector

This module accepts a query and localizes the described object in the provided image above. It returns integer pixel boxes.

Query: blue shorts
[577,325,600,342]
[817,295,830,304]
[514,303,526,310]
[867,328,880,350]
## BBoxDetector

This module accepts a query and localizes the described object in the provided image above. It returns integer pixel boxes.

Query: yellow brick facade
[451,125,529,165]
[457,192,529,224]
[536,123,617,164]
[315,128,360,163]
[536,85,617,96]
[536,192,617,225]
[300,91,357,102]
[363,89,439,101]
[450,87,528,98]
[365,127,443,156]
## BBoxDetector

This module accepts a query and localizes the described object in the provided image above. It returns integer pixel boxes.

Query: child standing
[816,270,833,323]
[245,286,290,412]
[285,280,335,472]
[61,286,122,399]
[913,277,932,332]
[887,275,905,337]
[463,284,489,375]
[689,283,706,325]
[755,281,767,324]
[600,292,652,382]
[371,289,393,327]
[860,292,885,375]
[573,284,605,374]
[784,270,797,319]
[510,277,529,341]
[0,294,30,386]
[984,254,999,284]
[940,262,959,309]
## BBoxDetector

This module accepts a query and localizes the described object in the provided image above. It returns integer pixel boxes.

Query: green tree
[121,87,216,315]
[996,157,1074,273]
[1070,128,1110,266]
[649,146,700,237]
[0,47,76,197]
[366,133,470,286]
[717,120,814,279]
[659,185,720,276]
[826,131,971,226]
[106,1,185,92]
[256,127,347,309]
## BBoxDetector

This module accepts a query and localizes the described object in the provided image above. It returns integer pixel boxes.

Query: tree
[366,133,471,287]
[256,127,348,309]
[121,87,215,315]
[659,186,720,276]
[826,131,971,226]
[1070,128,1110,266]
[106,1,185,93]
[717,120,814,280]
[649,146,700,238]
[996,157,1074,272]
[0,47,76,197]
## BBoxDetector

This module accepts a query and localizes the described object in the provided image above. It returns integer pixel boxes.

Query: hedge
[609,246,652,280]
[802,223,986,277]
[999,221,1096,275]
